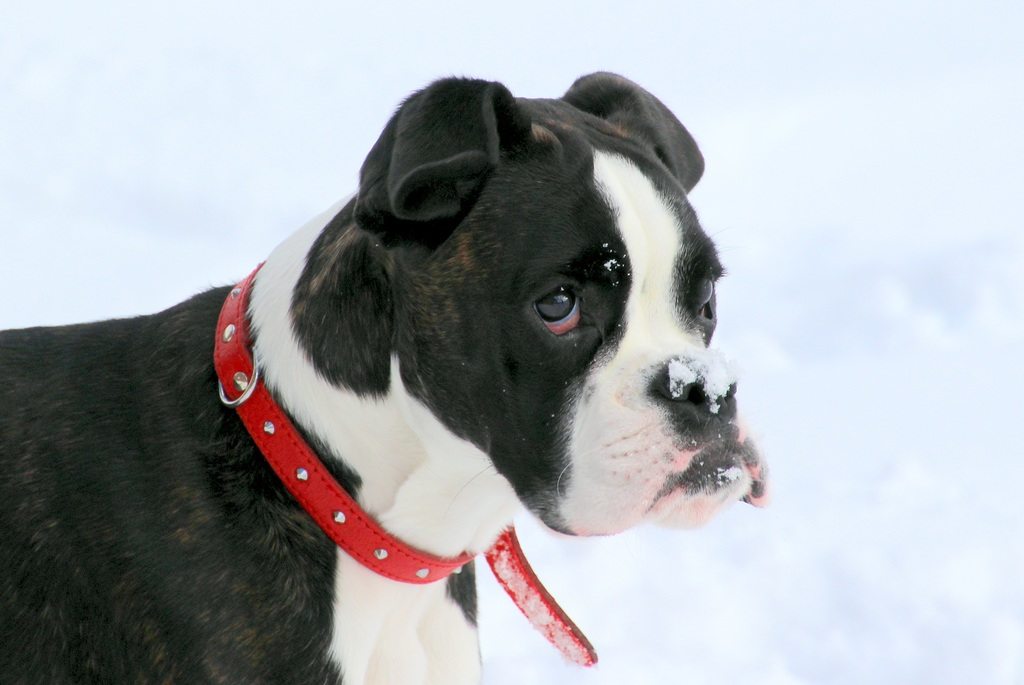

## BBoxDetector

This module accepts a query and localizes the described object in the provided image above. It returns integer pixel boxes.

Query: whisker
[445,464,498,518]
[570,420,661,462]
[556,462,572,497]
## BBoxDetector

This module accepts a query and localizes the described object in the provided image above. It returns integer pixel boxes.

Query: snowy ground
[3,3,1023,683]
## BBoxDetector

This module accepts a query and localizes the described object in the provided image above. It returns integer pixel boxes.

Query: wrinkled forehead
[594,150,685,278]
[591,150,719,331]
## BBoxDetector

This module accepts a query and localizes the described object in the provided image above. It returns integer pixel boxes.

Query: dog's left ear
[563,72,705,192]
[355,78,533,246]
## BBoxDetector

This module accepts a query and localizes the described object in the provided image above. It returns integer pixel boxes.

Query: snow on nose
[666,349,736,414]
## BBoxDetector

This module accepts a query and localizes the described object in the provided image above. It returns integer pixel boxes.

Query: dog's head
[297,73,768,536]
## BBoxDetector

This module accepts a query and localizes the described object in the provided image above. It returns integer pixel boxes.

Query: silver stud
[416,568,429,579]
[333,510,346,524]
[373,548,388,560]
[222,324,236,342]
[262,421,275,434]
[233,371,249,391]
[453,565,463,575]
[231,287,242,299]
[295,467,309,481]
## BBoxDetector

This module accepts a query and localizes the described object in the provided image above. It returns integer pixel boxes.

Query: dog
[0,72,768,684]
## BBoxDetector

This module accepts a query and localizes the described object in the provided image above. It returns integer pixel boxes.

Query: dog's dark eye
[696,278,715,320]
[535,288,580,335]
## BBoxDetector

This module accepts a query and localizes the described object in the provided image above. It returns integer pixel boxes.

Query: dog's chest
[327,552,481,685]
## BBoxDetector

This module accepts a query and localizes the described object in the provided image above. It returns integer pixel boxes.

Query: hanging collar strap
[213,264,597,665]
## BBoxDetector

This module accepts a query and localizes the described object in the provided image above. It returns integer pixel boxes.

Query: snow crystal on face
[717,466,743,484]
[666,350,737,414]
[667,359,697,398]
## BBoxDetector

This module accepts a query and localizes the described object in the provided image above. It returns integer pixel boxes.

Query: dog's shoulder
[0,285,345,683]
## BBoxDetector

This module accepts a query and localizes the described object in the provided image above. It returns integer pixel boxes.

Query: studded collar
[213,264,597,667]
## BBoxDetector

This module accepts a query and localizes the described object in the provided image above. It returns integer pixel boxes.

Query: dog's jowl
[0,73,768,684]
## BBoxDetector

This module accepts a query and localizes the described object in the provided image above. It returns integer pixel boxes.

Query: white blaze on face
[558,152,752,535]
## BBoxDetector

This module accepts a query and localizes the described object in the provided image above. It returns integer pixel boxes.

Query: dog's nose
[650,364,738,420]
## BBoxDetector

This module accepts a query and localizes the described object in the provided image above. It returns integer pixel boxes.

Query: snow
[716,466,742,484]
[2,3,1023,683]
[486,532,596,667]
[667,351,737,413]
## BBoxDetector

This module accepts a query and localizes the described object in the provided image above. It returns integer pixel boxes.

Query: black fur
[355,78,533,247]
[0,290,353,683]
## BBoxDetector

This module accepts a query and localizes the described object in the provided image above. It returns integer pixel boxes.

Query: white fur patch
[248,201,518,684]
[330,557,481,685]
[559,152,752,534]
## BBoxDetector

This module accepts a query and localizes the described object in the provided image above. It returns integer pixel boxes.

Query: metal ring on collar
[217,353,260,408]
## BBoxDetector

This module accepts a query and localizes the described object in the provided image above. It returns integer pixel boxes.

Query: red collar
[213,264,597,667]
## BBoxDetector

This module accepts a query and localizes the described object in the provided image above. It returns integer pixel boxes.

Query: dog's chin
[647,476,755,530]
[651,441,770,529]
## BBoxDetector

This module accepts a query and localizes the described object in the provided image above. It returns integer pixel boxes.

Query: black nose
[650,365,738,420]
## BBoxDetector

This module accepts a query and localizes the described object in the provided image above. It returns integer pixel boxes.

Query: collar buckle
[217,351,260,408]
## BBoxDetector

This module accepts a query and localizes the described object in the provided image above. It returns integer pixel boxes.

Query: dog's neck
[247,202,520,559]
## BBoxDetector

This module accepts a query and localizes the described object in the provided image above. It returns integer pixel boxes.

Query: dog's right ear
[563,72,705,192]
[355,78,532,247]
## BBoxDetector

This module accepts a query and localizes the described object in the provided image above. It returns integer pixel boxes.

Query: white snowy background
[3,2,1023,683]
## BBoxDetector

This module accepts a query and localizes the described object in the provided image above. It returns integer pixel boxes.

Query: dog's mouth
[648,438,770,517]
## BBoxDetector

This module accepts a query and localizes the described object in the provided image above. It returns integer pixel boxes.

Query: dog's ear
[563,72,704,192]
[355,78,532,246]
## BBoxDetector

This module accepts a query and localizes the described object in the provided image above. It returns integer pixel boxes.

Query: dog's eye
[535,287,580,335]
[697,278,715,320]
